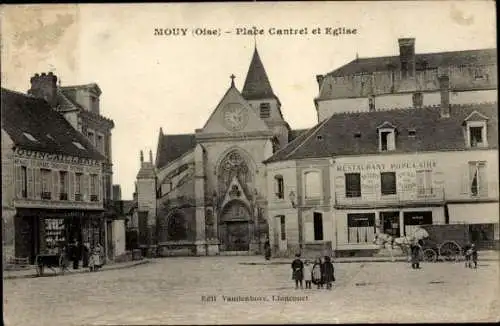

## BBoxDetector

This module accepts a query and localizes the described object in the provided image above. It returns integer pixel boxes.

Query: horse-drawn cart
[417,224,471,263]
[34,253,69,276]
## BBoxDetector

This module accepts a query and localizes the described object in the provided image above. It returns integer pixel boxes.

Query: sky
[1,1,496,200]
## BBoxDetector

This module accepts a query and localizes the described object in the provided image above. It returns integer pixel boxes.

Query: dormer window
[464,111,489,148]
[408,129,416,137]
[23,132,38,142]
[274,175,284,199]
[260,103,271,118]
[377,122,397,152]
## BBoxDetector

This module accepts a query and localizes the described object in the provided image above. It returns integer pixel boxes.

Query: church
[135,47,306,256]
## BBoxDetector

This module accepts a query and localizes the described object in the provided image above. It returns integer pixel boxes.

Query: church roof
[155,132,197,169]
[241,47,277,100]
[1,88,106,161]
[326,48,497,77]
[264,102,498,164]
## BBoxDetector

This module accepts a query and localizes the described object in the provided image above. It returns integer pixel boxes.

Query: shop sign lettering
[337,160,436,172]
[15,148,100,166]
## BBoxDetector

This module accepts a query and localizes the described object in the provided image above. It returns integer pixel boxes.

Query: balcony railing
[75,193,82,201]
[90,195,99,202]
[335,187,445,208]
[59,193,68,201]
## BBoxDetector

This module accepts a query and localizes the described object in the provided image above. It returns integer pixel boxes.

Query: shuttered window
[345,173,361,197]
[380,172,397,195]
[41,169,52,199]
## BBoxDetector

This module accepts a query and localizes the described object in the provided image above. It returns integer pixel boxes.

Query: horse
[373,227,429,262]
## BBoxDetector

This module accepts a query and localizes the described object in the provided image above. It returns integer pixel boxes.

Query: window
[469,161,487,197]
[379,130,395,151]
[41,169,52,199]
[59,171,68,200]
[44,219,66,254]
[345,173,361,197]
[75,173,83,201]
[90,174,99,201]
[279,215,286,240]
[87,130,95,145]
[260,103,270,118]
[347,213,376,243]
[416,170,432,196]
[403,212,432,236]
[16,166,28,198]
[96,134,104,153]
[313,212,323,241]
[469,126,484,147]
[274,175,284,199]
[474,67,485,80]
[304,171,321,199]
[412,92,423,108]
[408,129,416,137]
[380,172,397,195]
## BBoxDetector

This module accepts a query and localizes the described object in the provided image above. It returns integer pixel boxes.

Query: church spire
[241,47,276,100]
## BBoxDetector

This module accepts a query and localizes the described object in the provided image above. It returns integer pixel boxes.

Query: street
[3,256,499,325]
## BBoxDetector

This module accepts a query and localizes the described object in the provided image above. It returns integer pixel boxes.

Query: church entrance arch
[219,200,251,251]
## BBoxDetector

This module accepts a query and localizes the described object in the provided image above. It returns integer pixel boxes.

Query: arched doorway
[219,200,251,251]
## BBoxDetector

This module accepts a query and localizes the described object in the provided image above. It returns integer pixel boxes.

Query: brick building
[2,88,107,264]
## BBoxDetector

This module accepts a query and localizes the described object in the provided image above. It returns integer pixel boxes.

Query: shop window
[345,173,361,197]
[403,212,432,236]
[380,172,397,195]
[313,212,323,241]
[304,171,321,199]
[469,161,487,197]
[44,219,66,254]
[274,175,284,199]
[347,213,376,243]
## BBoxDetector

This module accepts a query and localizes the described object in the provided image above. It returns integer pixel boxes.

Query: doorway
[380,211,400,237]
[220,200,251,251]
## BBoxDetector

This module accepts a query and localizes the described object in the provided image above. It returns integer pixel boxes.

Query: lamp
[289,190,296,208]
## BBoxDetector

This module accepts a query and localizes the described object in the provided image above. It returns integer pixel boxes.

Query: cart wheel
[439,241,461,262]
[422,249,437,262]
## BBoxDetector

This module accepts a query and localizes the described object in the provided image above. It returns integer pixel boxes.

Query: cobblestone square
[3,256,499,325]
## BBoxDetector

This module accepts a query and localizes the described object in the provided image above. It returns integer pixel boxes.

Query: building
[314,38,497,121]
[2,88,107,264]
[135,48,307,256]
[264,39,498,255]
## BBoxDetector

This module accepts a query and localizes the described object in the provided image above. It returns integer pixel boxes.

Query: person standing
[303,260,313,289]
[82,242,90,268]
[312,258,323,289]
[322,256,335,290]
[291,253,304,289]
[264,238,271,261]
[410,242,421,269]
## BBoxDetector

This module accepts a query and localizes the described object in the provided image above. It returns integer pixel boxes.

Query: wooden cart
[34,253,69,276]
[417,224,471,263]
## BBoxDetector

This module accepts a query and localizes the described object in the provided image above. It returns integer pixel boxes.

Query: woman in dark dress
[322,256,335,290]
[410,243,421,269]
[291,254,304,289]
[264,238,271,260]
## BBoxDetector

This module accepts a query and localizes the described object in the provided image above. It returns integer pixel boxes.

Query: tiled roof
[289,129,309,142]
[1,88,106,160]
[59,88,114,128]
[327,49,497,77]
[241,47,277,100]
[264,102,498,163]
[155,132,197,169]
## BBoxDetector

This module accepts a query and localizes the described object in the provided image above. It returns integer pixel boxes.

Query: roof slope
[1,88,106,160]
[264,103,498,163]
[241,47,277,100]
[155,133,197,169]
[327,49,497,77]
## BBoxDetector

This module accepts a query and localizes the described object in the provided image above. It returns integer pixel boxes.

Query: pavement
[3,259,150,280]
[3,255,499,325]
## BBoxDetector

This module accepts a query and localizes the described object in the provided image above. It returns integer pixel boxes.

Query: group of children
[291,254,335,290]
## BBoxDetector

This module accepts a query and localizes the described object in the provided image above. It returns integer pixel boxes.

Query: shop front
[15,208,104,264]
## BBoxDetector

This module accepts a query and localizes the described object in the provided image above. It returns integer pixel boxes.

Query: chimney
[438,75,450,118]
[316,75,325,92]
[28,72,58,107]
[398,38,416,79]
